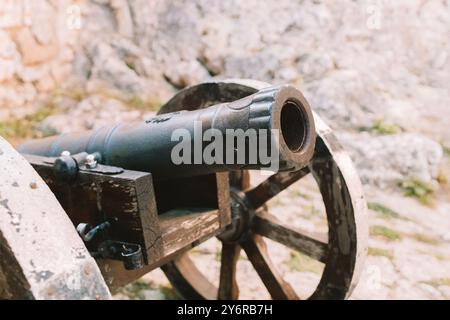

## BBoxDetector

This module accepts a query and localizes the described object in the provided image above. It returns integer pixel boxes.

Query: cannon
[0,80,367,300]
[18,85,315,179]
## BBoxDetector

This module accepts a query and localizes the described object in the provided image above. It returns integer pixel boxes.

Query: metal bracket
[95,240,144,270]
[49,151,123,182]
[79,163,124,175]
[76,221,144,270]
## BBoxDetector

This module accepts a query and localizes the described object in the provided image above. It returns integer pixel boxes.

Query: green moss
[399,178,434,204]
[437,169,447,185]
[287,188,311,200]
[122,95,161,112]
[433,253,448,261]
[410,233,441,245]
[370,119,401,135]
[215,250,222,262]
[239,253,248,261]
[119,280,180,300]
[59,87,88,102]
[441,142,450,158]
[422,278,450,288]
[0,103,58,140]
[284,250,323,274]
[416,249,447,261]
[59,86,162,112]
[120,279,152,300]
[125,60,137,73]
[189,247,211,256]
[0,119,30,139]
[368,202,402,220]
[159,284,180,300]
[368,247,394,260]
[370,225,403,241]
[0,86,163,142]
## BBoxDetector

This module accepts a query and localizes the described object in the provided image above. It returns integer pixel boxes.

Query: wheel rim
[159,80,368,300]
[0,136,110,299]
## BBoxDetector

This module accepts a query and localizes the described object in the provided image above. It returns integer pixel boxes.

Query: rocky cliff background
[1,0,450,299]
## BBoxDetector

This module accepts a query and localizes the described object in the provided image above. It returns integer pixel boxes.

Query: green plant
[215,250,222,262]
[59,87,88,102]
[284,250,323,274]
[159,285,180,300]
[437,169,448,185]
[441,142,450,158]
[399,178,434,204]
[56,86,162,112]
[120,279,152,299]
[368,202,402,220]
[368,247,394,260]
[370,225,402,241]
[370,119,401,135]
[122,95,161,112]
[0,103,58,140]
[125,60,137,73]
[410,233,440,245]
[421,278,450,288]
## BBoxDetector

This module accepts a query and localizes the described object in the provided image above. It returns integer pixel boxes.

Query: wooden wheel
[0,136,110,299]
[158,80,368,300]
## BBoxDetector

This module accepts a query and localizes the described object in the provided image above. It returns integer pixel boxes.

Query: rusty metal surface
[160,79,368,300]
[0,137,111,299]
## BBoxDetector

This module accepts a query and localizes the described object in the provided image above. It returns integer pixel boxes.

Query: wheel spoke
[241,235,299,300]
[253,209,328,263]
[218,242,241,299]
[245,167,310,209]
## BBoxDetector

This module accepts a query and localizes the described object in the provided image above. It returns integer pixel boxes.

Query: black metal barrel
[18,85,316,180]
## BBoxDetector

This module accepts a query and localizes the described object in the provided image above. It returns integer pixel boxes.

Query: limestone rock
[30,0,57,46]
[16,28,58,66]
[0,83,37,119]
[163,60,210,88]
[87,42,145,93]
[341,133,444,188]
[38,95,142,135]
[0,30,20,82]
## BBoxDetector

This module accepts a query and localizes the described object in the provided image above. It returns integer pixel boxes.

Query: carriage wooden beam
[24,153,233,291]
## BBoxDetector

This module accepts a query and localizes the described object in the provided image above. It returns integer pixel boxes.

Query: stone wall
[2,0,449,132]
[0,0,81,119]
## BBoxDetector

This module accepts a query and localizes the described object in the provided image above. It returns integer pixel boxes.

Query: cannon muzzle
[18,85,316,180]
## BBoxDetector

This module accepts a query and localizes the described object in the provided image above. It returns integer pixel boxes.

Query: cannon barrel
[18,85,316,180]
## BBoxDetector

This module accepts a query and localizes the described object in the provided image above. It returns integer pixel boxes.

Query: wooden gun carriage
[0,80,367,300]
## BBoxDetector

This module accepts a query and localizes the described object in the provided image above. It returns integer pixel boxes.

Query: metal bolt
[231,202,241,216]
[85,154,97,169]
[61,150,71,157]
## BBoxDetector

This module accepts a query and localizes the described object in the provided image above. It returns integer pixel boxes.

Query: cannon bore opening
[280,100,307,153]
